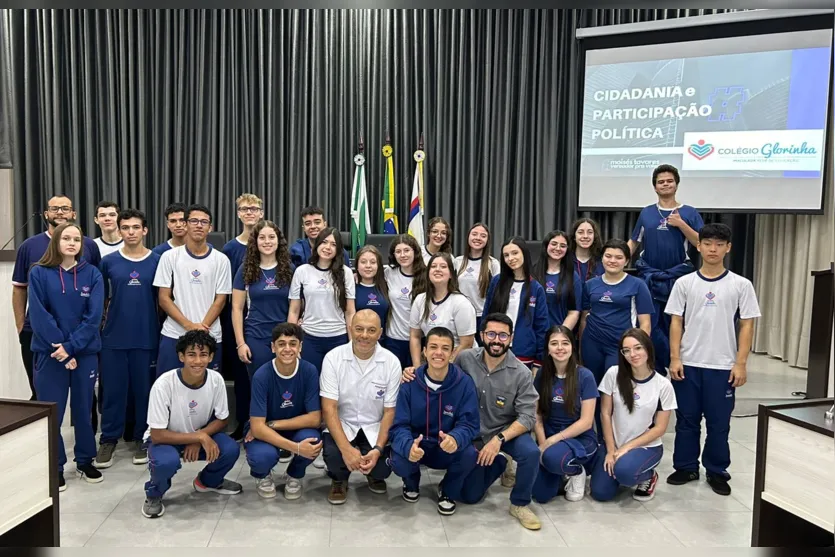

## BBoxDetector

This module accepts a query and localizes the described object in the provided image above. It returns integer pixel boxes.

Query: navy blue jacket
[390,363,480,457]
[27,261,104,357]
[481,276,549,363]
[635,258,696,302]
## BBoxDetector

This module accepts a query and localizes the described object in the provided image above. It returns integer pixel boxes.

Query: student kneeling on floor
[142,330,242,519]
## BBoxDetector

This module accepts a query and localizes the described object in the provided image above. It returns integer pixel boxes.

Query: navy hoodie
[390,363,480,457]
[27,261,104,357]
[289,237,351,268]
[481,276,549,363]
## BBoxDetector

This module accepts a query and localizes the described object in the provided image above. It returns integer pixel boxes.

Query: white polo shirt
[289,264,356,337]
[319,342,402,446]
[453,255,500,317]
[409,292,477,346]
[384,266,415,341]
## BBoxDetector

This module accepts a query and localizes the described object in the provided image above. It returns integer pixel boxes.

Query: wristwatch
[496,432,506,444]
[371,445,384,454]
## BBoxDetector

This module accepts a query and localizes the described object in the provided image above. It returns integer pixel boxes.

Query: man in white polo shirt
[153,204,232,377]
[320,309,402,504]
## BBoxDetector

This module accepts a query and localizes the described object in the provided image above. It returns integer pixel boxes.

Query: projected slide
[579,30,833,212]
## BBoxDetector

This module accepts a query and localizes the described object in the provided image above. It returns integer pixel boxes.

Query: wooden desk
[752,399,835,547]
[0,399,59,547]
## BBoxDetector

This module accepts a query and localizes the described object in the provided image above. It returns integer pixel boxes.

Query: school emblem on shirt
[633,392,641,401]
[466,266,475,274]
[128,270,141,286]
[705,291,717,307]
[399,286,411,300]
[375,388,386,399]
[443,404,455,417]
[80,285,91,297]
[599,290,613,303]
[264,276,277,290]
[657,218,669,231]
[281,390,294,409]
[317,278,328,288]
[190,269,202,284]
[552,387,564,404]
[528,296,537,307]
[188,400,198,415]
[545,281,556,294]
[495,395,506,408]
[367,293,380,306]
[429,313,438,322]
[511,287,518,295]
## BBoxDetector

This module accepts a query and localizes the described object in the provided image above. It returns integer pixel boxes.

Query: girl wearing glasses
[384,235,427,368]
[288,227,356,372]
[28,223,105,490]
[532,326,598,504]
[421,217,453,263]
[533,230,583,330]
[232,220,294,378]
[454,223,500,322]
[354,245,391,340]
[591,328,676,503]
[569,218,605,281]
[482,237,549,368]
[409,253,476,366]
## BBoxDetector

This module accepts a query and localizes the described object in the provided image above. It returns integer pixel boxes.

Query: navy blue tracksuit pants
[300,333,348,373]
[390,443,478,501]
[650,300,671,372]
[590,443,663,501]
[580,333,619,442]
[145,433,240,498]
[672,366,735,478]
[34,353,98,471]
[99,348,154,444]
[459,434,540,507]
[245,428,320,479]
[532,435,599,504]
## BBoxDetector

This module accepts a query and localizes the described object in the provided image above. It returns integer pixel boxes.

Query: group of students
[10,163,760,529]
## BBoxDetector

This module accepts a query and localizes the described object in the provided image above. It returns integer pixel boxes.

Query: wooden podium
[0,399,60,547]
[807,264,834,398]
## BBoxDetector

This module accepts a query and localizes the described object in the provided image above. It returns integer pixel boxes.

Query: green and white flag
[350,151,370,256]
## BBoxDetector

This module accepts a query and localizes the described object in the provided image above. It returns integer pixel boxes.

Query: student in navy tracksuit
[579,239,654,440]
[95,210,160,469]
[569,218,604,282]
[628,164,703,371]
[482,237,548,368]
[533,230,583,331]
[27,223,105,490]
[354,246,391,338]
[289,205,350,267]
[389,327,480,515]
[532,326,598,504]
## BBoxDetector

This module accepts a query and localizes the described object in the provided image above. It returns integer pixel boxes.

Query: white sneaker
[256,476,277,499]
[313,454,326,470]
[565,469,586,502]
[284,476,303,500]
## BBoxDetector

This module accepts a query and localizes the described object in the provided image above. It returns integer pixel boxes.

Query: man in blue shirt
[289,205,350,268]
[628,164,703,371]
[95,209,161,469]
[12,193,101,400]
[244,323,322,500]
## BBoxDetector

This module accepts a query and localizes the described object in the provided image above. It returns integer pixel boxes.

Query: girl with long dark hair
[232,220,294,378]
[482,237,549,367]
[533,230,582,330]
[421,217,453,263]
[354,245,391,338]
[454,222,500,320]
[590,328,676,503]
[384,234,427,367]
[569,218,604,281]
[288,227,356,371]
[531,326,598,504]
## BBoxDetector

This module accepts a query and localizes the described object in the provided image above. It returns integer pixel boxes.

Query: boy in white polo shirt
[320,310,402,505]
[153,204,232,377]
[665,223,761,496]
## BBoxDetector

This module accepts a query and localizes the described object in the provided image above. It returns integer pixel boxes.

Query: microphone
[1,212,43,250]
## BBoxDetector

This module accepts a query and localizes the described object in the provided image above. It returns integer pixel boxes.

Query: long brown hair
[537,326,580,419]
[569,217,603,281]
[616,328,656,413]
[388,233,427,301]
[427,217,453,254]
[36,223,84,268]
[422,252,461,321]
[241,220,293,287]
[355,245,391,312]
[310,227,348,312]
[457,222,494,299]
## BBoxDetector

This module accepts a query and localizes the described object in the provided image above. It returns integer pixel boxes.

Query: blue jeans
[300,333,348,373]
[99,348,154,444]
[459,434,540,506]
[144,432,240,498]
[673,366,734,478]
[245,428,321,479]
[156,335,222,378]
[589,443,663,502]
[532,434,599,504]
[390,443,478,501]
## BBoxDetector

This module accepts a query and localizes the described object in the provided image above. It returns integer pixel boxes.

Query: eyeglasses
[188,218,211,227]
[430,230,447,237]
[483,331,510,342]
[48,206,73,213]
[238,206,262,214]
[620,345,646,356]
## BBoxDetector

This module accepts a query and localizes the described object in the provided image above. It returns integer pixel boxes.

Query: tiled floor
[57,353,807,547]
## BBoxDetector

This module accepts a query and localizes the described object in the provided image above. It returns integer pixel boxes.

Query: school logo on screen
[687,139,715,160]
[128,270,141,286]
[281,390,294,409]
[367,293,380,306]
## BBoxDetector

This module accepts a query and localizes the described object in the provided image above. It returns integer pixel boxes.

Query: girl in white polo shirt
[453,222,500,322]
[590,328,677,503]
[409,252,476,366]
[383,234,427,368]
[289,227,356,372]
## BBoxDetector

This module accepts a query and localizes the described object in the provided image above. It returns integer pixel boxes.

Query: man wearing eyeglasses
[222,193,263,440]
[153,204,232,379]
[401,312,541,530]
[12,194,102,400]
[152,203,188,255]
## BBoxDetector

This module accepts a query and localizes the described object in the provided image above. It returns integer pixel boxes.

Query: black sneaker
[230,424,244,442]
[58,472,67,492]
[77,464,104,484]
[633,470,658,502]
[437,488,456,516]
[402,484,420,503]
[666,469,699,485]
[706,474,732,496]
